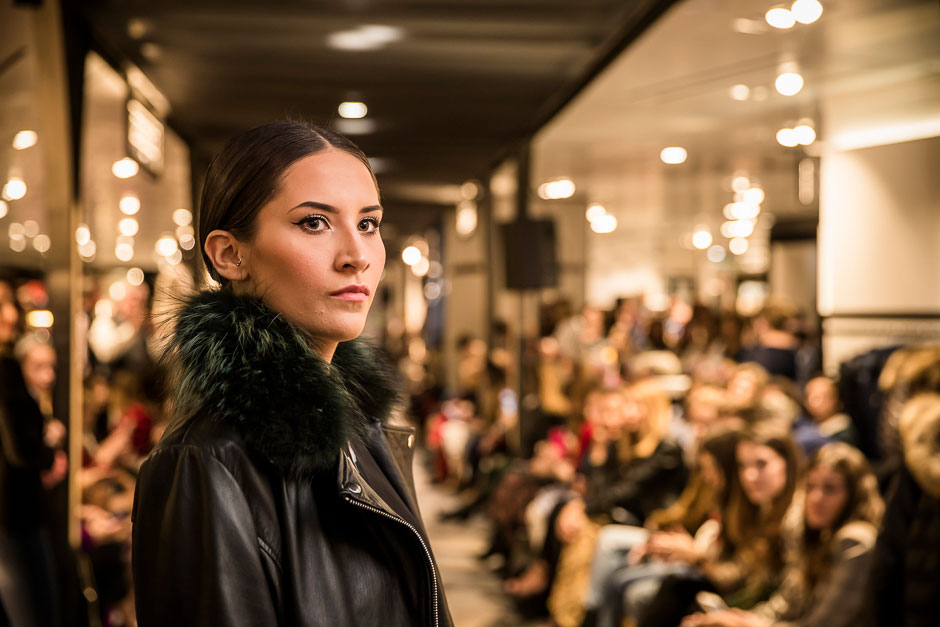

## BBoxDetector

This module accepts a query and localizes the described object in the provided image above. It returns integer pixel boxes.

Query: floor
[414,459,542,627]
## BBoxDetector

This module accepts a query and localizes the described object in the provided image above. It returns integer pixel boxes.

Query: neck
[316,340,338,363]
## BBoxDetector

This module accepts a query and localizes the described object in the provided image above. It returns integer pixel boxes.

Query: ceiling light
[112,158,139,179]
[590,214,618,234]
[585,203,607,222]
[460,181,479,200]
[401,245,421,266]
[776,127,799,147]
[12,130,38,150]
[732,176,750,193]
[707,245,726,263]
[537,178,576,200]
[765,7,796,29]
[3,177,27,201]
[729,237,749,255]
[692,228,713,250]
[75,224,91,245]
[729,84,750,101]
[791,0,823,24]
[793,124,816,145]
[32,234,51,253]
[775,72,804,96]
[119,217,139,237]
[338,101,368,119]
[456,204,478,236]
[119,195,141,215]
[660,146,688,164]
[327,24,403,51]
[0,200,6,219]
[172,208,192,226]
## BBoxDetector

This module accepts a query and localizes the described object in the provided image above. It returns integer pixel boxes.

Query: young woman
[682,442,883,627]
[639,422,801,627]
[131,121,452,626]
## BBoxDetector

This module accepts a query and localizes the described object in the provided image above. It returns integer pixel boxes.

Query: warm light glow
[775,72,804,96]
[155,235,178,257]
[401,245,422,266]
[327,24,403,51]
[411,256,430,277]
[338,101,368,119]
[167,249,183,265]
[115,242,134,262]
[729,84,750,101]
[585,203,607,222]
[8,223,24,237]
[179,233,196,250]
[793,124,816,145]
[23,220,39,238]
[456,202,478,236]
[660,146,688,165]
[25,310,54,328]
[0,200,6,219]
[119,195,141,215]
[776,127,799,147]
[707,245,726,263]
[537,178,576,200]
[791,0,823,24]
[730,202,760,220]
[32,234,50,253]
[723,203,737,220]
[460,181,479,200]
[3,177,27,200]
[78,240,96,259]
[12,130,38,150]
[832,118,940,151]
[127,267,145,286]
[724,219,756,238]
[172,208,192,226]
[9,236,26,252]
[731,176,750,193]
[765,7,795,29]
[112,158,140,179]
[119,217,139,237]
[590,214,617,234]
[75,225,90,245]
[109,281,127,301]
[175,225,194,240]
[729,237,749,255]
[744,187,765,204]
[692,229,713,250]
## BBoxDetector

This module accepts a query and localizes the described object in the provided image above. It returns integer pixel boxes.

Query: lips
[330,285,370,302]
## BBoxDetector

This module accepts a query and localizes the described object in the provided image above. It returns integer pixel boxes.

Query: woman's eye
[296,215,329,232]
[359,217,381,233]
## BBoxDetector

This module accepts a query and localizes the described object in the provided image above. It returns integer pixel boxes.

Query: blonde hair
[617,378,672,461]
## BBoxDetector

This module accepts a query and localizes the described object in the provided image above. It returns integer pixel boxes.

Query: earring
[236,257,242,267]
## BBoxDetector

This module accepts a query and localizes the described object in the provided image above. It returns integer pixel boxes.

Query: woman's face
[804,465,849,530]
[805,377,838,421]
[727,371,759,407]
[242,149,385,351]
[737,441,788,506]
[0,282,18,346]
[620,393,647,434]
[22,343,57,399]
[597,392,626,438]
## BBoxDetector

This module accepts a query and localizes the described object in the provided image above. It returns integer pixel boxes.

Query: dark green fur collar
[167,289,400,479]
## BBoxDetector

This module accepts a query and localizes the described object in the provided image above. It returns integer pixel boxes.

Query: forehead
[276,149,378,205]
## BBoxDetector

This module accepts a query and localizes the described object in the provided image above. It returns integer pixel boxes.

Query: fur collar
[166,289,400,479]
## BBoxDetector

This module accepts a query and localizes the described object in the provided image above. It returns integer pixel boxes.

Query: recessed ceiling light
[338,101,368,119]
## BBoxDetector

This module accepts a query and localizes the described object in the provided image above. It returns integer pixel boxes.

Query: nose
[334,227,370,274]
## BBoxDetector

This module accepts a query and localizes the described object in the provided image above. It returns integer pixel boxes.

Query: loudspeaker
[501,219,558,290]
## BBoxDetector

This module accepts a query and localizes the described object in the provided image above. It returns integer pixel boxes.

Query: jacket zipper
[343,495,440,627]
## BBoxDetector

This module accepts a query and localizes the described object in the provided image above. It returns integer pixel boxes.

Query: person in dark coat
[0,278,62,626]
[132,121,452,626]
[870,392,940,627]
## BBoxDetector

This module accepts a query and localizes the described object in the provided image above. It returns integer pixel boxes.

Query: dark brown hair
[198,120,377,286]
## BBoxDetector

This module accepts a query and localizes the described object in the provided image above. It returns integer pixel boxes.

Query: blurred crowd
[416,297,940,627]
[2,273,939,627]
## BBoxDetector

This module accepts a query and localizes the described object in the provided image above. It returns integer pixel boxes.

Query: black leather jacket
[131,290,452,626]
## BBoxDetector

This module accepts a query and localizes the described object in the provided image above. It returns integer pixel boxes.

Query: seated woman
[681,441,883,627]
[582,423,741,627]
[638,421,802,627]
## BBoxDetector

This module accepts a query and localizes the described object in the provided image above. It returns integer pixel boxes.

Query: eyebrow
[289,201,382,214]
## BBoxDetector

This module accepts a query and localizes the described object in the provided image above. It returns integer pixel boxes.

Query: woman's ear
[203,230,247,281]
